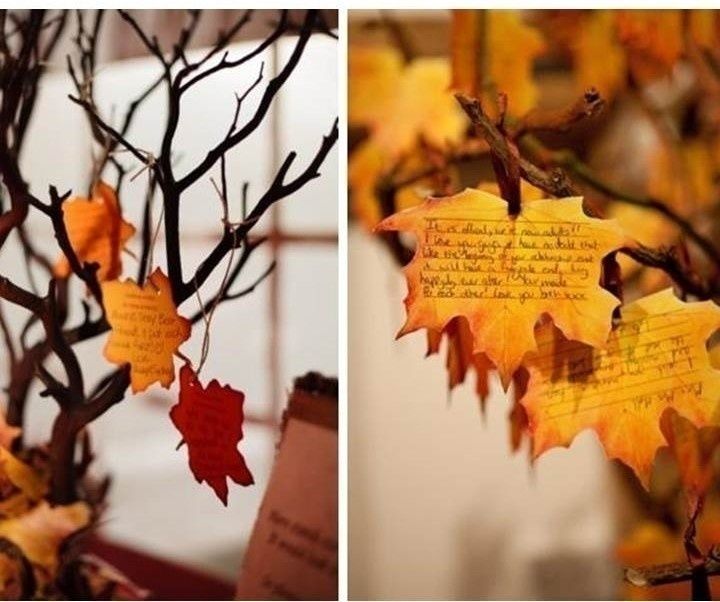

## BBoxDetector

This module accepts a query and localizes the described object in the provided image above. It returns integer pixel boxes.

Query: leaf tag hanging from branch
[521,289,720,487]
[376,188,629,386]
[101,268,190,393]
[54,181,135,282]
[170,364,254,505]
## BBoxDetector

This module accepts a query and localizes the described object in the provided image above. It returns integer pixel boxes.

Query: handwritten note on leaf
[521,289,720,486]
[377,188,627,386]
[54,181,135,282]
[102,269,190,393]
[170,364,254,505]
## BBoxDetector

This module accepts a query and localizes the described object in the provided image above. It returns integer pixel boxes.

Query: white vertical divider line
[337,8,349,602]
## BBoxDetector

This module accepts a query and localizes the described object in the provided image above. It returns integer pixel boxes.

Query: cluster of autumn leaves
[0,181,254,593]
[349,10,720,582]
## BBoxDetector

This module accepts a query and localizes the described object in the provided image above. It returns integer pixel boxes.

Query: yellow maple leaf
[370,57,466,159]
[426,317,493,405]
[573,11,627,99]
[102,268,191,393]
[377,188,627,386]
[349,44,403,128]
[487,11,546,116]
[54,181,135,282]
[521,288,720,487]
[0,501,90,574]
[451,10,545,116]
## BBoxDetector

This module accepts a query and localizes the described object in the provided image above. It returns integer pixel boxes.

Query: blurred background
[0,8,337,589]
[349,9,720,600]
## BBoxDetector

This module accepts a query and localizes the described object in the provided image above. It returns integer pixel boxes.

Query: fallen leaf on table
[0,449,46,503]
[377,188,627,386]
[54,181,135,282]
[0,501,90,574]
[521,288,720,487]
[170,364,254,505]
[102,268,190,393]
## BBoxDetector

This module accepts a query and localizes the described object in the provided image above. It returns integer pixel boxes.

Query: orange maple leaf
[521,289,720,487]
[426,317,493,406]
[54,181,135,282]
[660,407,720,516]
[102,268,191,393]
[377,188,627,386]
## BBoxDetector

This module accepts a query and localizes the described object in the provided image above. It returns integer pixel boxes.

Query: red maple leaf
[170,364,254,504]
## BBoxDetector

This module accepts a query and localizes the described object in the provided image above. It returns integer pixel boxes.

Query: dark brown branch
[179,117,338,302]
[176,10,318,191]
[511,88,605,138]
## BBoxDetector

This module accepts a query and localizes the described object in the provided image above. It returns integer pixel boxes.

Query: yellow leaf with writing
[376,188,627,386]
[349,44,403,128]
[370,57,465,159]
[54,181,135,282]
[0,501,90,573]
[521,289,720,487]
[660,407,720,515]
[102,268,191,393]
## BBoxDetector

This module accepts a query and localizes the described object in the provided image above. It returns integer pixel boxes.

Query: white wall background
[349,227,620,600]
[0,31,337,581]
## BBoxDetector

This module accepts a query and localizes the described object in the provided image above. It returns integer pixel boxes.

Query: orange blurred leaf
[660,407,720,516]
[377,188,627,386]
[521,289,720,486]
[54,181,135,282]
[370,57,465,159]
[348,44,403,128]
[102,268,191,393]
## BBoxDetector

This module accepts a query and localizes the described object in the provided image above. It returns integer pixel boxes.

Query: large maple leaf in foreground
[521,289,720,487]
[170,364,254,505]
[377,188,628,386]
